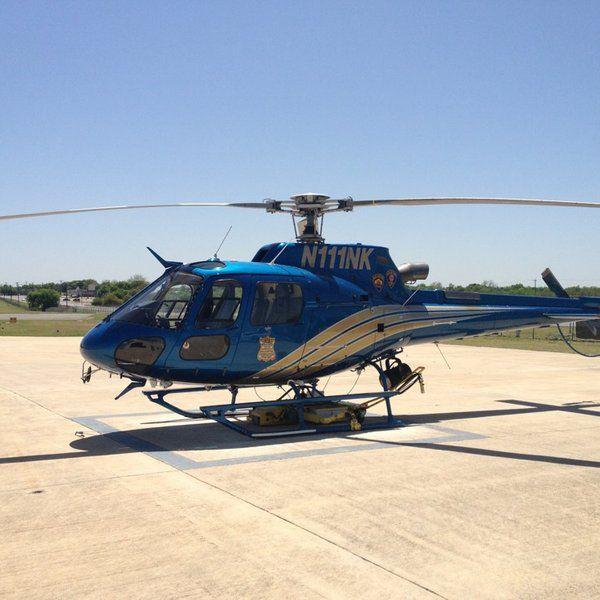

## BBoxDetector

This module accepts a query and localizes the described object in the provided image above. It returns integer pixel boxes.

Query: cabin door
[237,276,308,380]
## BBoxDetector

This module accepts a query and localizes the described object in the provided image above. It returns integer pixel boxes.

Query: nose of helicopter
[81,321,167,377]
[80,321,119,372]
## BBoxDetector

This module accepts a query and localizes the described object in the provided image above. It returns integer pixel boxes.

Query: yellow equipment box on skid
[248,406,296,426]
[303,403,350,425]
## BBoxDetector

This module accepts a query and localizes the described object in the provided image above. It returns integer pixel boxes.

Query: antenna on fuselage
[213,226,233,260]
[269,241,290,265]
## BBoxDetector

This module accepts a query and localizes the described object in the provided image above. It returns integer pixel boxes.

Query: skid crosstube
[142,386,406,438]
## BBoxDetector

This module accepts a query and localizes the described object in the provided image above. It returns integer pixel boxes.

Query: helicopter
[3,192,600,437]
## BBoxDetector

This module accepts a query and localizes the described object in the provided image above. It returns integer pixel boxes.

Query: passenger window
[251,282,303,325]
[196,280,243,329]
[180,335,230,360]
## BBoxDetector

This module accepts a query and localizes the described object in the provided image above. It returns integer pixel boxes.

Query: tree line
[411,280,600,297]
[3,277,600,312]
[0,276,149,310]
[91,276,148,306]
[0,280,96,295]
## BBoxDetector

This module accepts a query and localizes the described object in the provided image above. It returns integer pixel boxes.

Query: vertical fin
[541,268,570,298]
[147,247,183,269]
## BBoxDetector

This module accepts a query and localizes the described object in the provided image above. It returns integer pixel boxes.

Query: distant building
[67,284,96,298]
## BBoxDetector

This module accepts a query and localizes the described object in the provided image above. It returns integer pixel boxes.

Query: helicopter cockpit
[111,271,204,329]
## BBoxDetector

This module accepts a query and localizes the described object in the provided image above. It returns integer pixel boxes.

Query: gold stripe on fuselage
[287,314,474,379]
[288,310,418,376]
[250,305,492,382]
[250,306,390,379]
[294,318,435,378]
[253,304,417,380]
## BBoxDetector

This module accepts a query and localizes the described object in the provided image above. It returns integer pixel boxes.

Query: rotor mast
[265,193,354,243]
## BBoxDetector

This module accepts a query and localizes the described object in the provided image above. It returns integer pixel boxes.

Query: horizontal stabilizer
[576,319,600,341]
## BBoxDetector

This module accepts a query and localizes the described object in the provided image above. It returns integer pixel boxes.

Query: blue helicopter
[3,193,600,437]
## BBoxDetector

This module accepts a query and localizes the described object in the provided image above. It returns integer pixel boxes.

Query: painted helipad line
[72,412,487,471]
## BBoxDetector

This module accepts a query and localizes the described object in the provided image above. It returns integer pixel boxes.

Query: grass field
[0,298,30,313]
[0,313,105,336]
[447,326,600,355]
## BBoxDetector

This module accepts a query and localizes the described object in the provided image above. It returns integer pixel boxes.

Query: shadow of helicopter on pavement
[1,399,599,469]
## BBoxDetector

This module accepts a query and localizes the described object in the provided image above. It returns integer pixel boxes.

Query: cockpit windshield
[111,271,203,329]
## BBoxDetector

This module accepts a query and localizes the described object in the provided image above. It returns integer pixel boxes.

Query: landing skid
[142,360,424,438]
[144,387,404,437]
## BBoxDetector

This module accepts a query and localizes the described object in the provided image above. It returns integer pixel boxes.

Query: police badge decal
[372,273,384,291]
[385,269,397,288]
[257,336,276,362]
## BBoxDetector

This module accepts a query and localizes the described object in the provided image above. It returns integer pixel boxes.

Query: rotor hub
[278,193,352,243]
[289,193,331,206]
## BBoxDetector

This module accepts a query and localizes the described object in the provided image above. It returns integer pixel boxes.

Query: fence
[0,295,114,314]
[48,304,114,314]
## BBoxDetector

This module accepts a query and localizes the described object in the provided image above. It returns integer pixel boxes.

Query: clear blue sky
[1,0,599,286]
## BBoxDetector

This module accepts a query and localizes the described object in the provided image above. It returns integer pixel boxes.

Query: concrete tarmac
[1,337,599,599]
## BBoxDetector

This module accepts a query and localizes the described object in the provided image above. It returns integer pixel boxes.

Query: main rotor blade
[351,197,600,208]
[5,196,600,222]
[0,201,267,221]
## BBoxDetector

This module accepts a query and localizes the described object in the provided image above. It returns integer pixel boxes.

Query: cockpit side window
[112,271,203,328]
[155,283,194,328]
[195,280,243,329]
[251,282,303,325]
